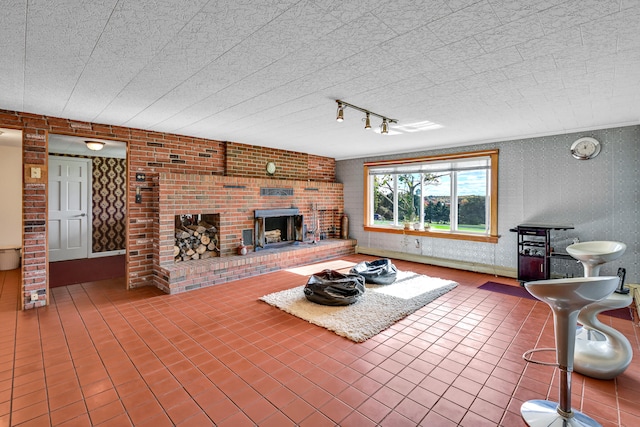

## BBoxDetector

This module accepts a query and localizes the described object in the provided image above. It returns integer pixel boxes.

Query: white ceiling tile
[537,0,621,34]
[426,37,486,67]
[0,0,27,111]
[374,0,453,35]
[446,0,484,12]
[239,1,343,62]
[473,14,545,53]
[516,27,582,60]
[500,55,557,78]
[378,25,445,59]
[92,1,286,123]
[22,0,118,114]
[462,70,509,90]
[465,46,523,73]
[487,0,568,24]
[312,0,388,24]
[425,63,479,85]
[2,1,640,159]
[428,1,502,44]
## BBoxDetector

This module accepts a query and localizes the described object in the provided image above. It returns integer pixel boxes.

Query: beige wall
[0,145,22,248]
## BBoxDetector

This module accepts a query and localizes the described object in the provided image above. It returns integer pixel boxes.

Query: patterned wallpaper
[92,157,126,253]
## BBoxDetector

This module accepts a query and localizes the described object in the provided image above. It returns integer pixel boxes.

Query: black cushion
[304,269,365,306]
[350,258,397,285]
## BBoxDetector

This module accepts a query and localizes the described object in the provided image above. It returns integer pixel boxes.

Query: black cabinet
[511,224,574,283]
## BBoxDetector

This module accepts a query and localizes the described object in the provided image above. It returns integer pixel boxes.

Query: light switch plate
[30,167,41,179]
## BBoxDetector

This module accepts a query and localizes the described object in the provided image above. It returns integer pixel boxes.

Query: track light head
[336,103,344,122]
[381,118,389,134]
[364,112,371,130]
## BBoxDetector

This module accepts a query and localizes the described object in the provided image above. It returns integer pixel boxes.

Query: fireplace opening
[255,208,303,250]
[265,217,288,244]
[174,213,220,262]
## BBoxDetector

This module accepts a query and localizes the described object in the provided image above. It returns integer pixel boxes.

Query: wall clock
[266,161,276,175]
[570,137,601,160]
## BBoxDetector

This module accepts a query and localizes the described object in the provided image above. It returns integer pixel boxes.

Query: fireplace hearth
[255,208,303,250]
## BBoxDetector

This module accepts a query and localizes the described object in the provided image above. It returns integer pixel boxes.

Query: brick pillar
[22,125,48,308]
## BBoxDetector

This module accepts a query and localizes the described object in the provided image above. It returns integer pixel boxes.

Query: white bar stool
[566,240,632,379]
[520,276,619,427]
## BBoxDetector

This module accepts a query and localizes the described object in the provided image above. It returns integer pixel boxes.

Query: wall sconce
[335,100,397,134]
[135,187,142,203]
[85,140,105,151]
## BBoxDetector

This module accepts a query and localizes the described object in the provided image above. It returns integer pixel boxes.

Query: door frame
[47,133,129,289]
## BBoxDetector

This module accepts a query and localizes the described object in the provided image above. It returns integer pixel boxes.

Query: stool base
[521,400,601,427]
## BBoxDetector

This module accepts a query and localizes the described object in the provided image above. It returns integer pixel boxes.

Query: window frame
[363,149,499,244]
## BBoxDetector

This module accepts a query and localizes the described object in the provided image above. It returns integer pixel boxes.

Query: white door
[48,156,90,262]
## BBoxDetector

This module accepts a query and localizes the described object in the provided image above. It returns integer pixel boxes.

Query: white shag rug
[259,271,458,342]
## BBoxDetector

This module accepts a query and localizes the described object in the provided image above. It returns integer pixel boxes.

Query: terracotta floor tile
[2,255,638,426]
[357,397,393,424]
[49,400,88,426]
[340,410,378,427]
[88,399,126,425]
[433,397,468,424]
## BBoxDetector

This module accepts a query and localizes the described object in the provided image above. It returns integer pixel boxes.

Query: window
[364,150,498,243]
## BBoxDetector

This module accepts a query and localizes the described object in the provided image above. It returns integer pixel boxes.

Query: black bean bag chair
[304,269,365,306]
[350,258,397,285]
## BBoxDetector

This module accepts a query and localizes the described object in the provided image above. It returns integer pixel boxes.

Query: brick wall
[226,141,336,181]
[0,109,338,309]
[308,154,337,182]
[158,173,344,261]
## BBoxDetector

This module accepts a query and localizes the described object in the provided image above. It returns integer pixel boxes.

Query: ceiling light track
[335,100,397,134]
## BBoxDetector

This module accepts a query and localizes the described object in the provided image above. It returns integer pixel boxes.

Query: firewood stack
[264,229,281,244]
[174,221,219,262]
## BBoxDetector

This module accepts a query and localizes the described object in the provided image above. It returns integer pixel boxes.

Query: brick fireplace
[155,173,354,294]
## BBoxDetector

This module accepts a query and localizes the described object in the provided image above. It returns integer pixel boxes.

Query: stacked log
[265,229,281,244]
[174,221,219,262]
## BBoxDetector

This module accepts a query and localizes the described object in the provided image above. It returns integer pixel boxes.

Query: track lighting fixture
[85,140,105,151]
[381,118,389,134]
[334,100,397,135]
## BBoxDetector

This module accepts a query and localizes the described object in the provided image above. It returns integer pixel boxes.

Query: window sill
[363,225,499,244]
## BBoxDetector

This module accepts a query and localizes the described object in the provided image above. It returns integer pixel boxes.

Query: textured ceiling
[2,0,639,160]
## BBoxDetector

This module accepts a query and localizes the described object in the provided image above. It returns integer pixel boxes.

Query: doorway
[48,134,127,286]
[0,128,23,272]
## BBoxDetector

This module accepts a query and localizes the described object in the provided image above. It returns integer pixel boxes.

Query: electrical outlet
[30,292,38,302]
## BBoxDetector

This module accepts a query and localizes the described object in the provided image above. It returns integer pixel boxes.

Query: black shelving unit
[510,224,574,283]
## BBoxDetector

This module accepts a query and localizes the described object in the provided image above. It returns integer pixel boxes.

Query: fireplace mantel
[254,208,299,218]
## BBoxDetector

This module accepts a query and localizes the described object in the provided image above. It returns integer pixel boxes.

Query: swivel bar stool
[574,292,633,379]
[567,241,633,379]
[521,276,619,427]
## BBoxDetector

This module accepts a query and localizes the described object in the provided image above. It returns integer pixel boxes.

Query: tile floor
[1,255,638,426]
